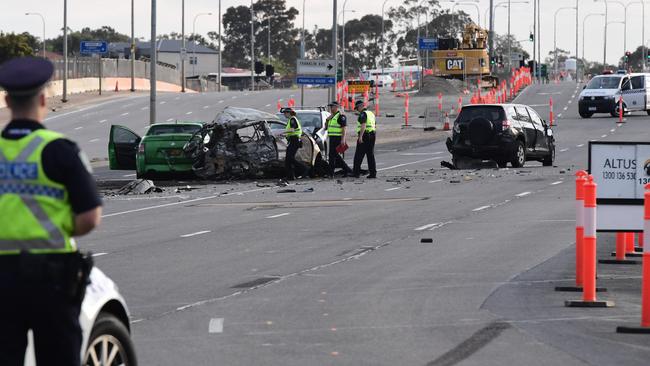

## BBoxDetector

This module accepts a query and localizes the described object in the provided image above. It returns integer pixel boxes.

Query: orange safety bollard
[403,94,410,127]
[114,80,119,92]
[618,96,624,123]
[626,232,638,254]
[443,112,450,131]
[457,96,462,114]
[566,175,615,308]
[601,231,641,264]
[617,184,650,333]
[375,85,380,116]
[549,97,554,126]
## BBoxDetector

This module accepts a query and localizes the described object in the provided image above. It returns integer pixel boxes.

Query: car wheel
[647,110,650,116]
[579,111,593,118]
[613,103,628,117]
[84,313,137,366]
[543,143,555,167]
[511,141,526,168]
[452,154,470,169]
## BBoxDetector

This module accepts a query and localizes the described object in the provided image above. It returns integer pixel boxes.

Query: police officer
[352,100,377,179]
[0,57,102,366]
[281,107,307,180]
[324,101,352,177]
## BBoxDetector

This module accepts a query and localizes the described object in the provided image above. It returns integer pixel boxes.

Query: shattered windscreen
[213,107,281,125]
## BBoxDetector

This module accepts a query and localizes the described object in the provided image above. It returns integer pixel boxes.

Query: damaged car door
[108,125,141,170]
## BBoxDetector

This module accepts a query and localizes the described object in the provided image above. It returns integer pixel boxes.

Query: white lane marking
[551,181,563,185]
[219,100,224,103]
[92,252,108,257]
[378,157,443,171]
[203,105,209,109]
[244,93,249,96]
[89,138,100,143]
[557,113,563,118]
[429,179,443,183]
[181,230,211,238]
[472,205,491,212]
[175,96,180,100]
[610,128,615,132]
[74,126,83,130]
[122,103,134,108]
[516,191,531,197]
[528,104,547,107]
[563,106,568,111]
[601,134,607,138]
[123,173,136,178]
[160,101,166,104]
[568,100,573,104]
[385,187,401,191]
[121,112,129,116]
[167,118,174,122]
[186,111,193,115]
[99,119,107,123]
[141,106,149,110]
[266,212,290,219]
[209,318,224,334]
[45,97,139,121]
[265,103,272,107]
[576,144,584,147]
[232,96,237,99]
[560,148,569,152]
[415,223,441,231]
[102,186,275,218]
[400,152,444,156]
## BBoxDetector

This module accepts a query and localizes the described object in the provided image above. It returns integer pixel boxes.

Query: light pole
[25,13,45,58]
[62,0,67,102]
[251,0,255,91]
[131,0,135,91]
[192,12,212,77]
[582,13,605,60]
[218,0,222,92]
[339,7,356,81]
[623,1,645,63]
[553,7,577,75]
[300,0,305,106]
[607,21,625,60]
[452,2,481,26]
[381,0,392,76]
[416,0,428,91]
[150,0,157,124]
[181,0,185,92]
[593,0,626,66]
[261,15,276,62]
[332,0,338,102]
[483,1,528,35]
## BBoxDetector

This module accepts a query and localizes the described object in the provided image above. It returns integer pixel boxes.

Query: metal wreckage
[184,107,329,179]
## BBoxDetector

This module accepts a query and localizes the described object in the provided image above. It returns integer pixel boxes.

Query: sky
[3,0,647,65]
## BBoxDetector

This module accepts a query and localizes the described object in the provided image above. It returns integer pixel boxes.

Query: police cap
[0,57,54,97]
[327,101,339,107]
[355,100,364,107]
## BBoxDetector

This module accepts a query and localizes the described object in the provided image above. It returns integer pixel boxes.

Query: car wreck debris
[116,179,163,195]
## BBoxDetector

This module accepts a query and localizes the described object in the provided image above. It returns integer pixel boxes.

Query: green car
[108,122,203,178]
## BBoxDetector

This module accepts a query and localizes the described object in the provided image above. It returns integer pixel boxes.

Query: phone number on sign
[602,171,636,180]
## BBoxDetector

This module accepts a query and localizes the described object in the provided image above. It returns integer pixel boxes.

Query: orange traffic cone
[277,100,282,111]
[443,113,450,131]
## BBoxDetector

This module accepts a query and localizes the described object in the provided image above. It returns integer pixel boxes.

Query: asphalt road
[65,82,650,364]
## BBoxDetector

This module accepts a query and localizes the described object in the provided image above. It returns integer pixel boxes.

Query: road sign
[418,37,439,50]
[297,59,336,76]
[80,40,108,55]
[296,76,336,85]
[588,141,650,231]
[510,52,523,62]
[348,80,372,93]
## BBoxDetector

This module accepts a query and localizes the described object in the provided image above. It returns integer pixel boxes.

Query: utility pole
[131,0,135,91]
[533,0,536,81]
[507,0,511,71]
[331,0,338,102]
[576,0,579,81]
[251,0,255,91]
[537,0,541,81]
[488,0,494,74]
[218,0,222,92]
[181,0,185,92]
[150,0,157,124]
[63,0,68,102]
[300,0,305,106]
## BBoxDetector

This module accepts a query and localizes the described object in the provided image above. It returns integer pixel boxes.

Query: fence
[51,58,183,87]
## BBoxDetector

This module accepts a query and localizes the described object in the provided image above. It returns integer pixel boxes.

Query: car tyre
[84,312,137,366]
[511,141,526,168]
[542,143,555,167]
[647,110,650,116]
[579,111,593,118]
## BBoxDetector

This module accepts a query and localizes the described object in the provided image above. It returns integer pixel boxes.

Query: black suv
[446,104,555,168]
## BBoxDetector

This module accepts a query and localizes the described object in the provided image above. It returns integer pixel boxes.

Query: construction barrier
[619,96,624,123]
[403,93,410,127]
[549,97,554,126]
[566,175,615,308]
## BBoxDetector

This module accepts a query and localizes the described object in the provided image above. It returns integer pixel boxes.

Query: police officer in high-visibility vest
[324,101,352,178]
[0,57,102,365]
[352,100,377,179]
[281,107,307,180]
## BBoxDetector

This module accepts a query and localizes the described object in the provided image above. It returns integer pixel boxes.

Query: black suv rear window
[456,106,505,124]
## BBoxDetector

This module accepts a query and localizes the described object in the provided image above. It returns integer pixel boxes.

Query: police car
[25,268,137,366]
[579,73,650,118]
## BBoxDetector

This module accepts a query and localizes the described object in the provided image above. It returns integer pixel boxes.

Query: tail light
[502,119,512,130]
[138,143,145,154]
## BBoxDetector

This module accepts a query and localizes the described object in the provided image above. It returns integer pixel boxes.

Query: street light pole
[218,0,222,92]
[507,0,511,70]
[300,0,305,106]
[582,13,605,60]
[192,12,213,77]
[452,3,481,26]
[576,0,579,81]
[181,0,185,92]
[25,13,45,58]
[131,0,135,91]
[150,0,157,124]
[342,0,348,82]
[332,0,338,102]
[554,7,577,75]
[63,0,68,102]
[251,0,255,91]
[381,0,390,76]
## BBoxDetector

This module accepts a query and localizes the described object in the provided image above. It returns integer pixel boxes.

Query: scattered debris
[303,188,314,192]
[336,180,344,185]
[277,189,297,193]
[463,176,473,181]
[421,238,434,243]
[116,179,163,195]
[174,185,196,193]
[386,177,411,183]
[441,161,456,170]
[450,179,461,183]
[559,170,566,174]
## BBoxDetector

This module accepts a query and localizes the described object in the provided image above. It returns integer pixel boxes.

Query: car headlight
[203,134,211,144]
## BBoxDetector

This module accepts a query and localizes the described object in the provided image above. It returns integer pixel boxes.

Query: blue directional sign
[80,41,108,55]
[296,76,336,85]
[418,37,439,50]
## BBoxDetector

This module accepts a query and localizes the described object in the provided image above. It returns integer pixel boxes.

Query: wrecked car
[183,107,328,179]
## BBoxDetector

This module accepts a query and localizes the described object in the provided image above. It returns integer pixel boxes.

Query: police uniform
[282,109,307,180]
[0,57,101,366]
[326,102,352,177]
[352,102,377,178]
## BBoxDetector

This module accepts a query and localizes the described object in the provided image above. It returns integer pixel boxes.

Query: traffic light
[624,51,631,62]
[529,33,534,42]
[490,56,496,65]
[254,61,264,74]
[265,64,274,77]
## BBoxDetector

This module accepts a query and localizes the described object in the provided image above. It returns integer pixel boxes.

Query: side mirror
[582,85,586,89]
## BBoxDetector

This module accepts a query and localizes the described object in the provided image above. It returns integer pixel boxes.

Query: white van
[578,73,650,118]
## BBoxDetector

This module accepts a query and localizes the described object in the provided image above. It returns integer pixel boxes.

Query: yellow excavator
[430,23,497,88]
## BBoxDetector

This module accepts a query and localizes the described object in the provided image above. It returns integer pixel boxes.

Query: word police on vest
[0,162,38,180]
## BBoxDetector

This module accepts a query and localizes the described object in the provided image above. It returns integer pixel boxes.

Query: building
[109,39,219,77]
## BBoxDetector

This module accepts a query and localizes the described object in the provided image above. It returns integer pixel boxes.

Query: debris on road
[277,189,297,193]
[116,179,163,195]
[174,185,196,193]
[421,238,434,243]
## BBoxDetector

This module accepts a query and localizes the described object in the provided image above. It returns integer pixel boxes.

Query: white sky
[3,0,646,65]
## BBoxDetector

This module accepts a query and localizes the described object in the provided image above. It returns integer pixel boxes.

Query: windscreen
[147,124,202,136]
[585,76,621,89]
[456,106,505,124]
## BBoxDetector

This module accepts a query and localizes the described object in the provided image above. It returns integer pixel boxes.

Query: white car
[578,73,650,118]
[25,268,137,366]
[275,108,331,152]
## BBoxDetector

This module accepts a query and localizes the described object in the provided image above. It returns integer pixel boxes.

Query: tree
[48,26,129,55]
[342,15,392,73]
[0,32,34,63]
[618,45,649,71]
[393,11,472,60]
[494,34,530,64]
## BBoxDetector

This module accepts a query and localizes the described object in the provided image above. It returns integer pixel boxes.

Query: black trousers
[0,255,83,366]
[328,136,351,176]
[285,136,307,179]
[353,132,377,177]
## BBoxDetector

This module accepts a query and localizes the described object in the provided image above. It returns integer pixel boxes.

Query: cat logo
[446,59,464,71]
